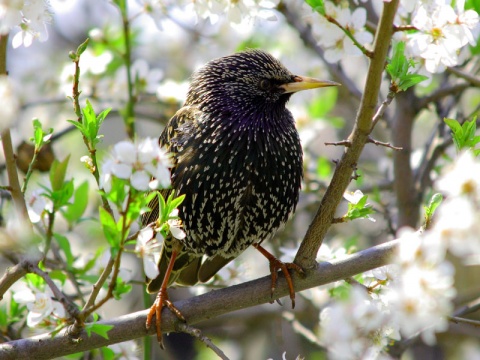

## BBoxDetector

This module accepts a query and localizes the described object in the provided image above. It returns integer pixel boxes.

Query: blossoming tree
[0,0,479,359]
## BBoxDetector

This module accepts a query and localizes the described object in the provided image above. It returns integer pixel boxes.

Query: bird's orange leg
[253,243,304,309]
[145,249,185,349]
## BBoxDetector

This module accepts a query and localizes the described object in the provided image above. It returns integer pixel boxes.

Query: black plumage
[143,49,339,345]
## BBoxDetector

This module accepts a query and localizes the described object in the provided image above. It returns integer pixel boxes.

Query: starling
[143,49,339,346]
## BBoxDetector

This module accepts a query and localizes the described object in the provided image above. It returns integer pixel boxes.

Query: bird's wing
[144,105,203,293]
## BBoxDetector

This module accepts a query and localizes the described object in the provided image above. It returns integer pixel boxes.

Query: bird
[142,49,340,347]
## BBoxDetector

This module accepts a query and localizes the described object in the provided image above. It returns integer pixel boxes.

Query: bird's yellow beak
[280,75,340,94]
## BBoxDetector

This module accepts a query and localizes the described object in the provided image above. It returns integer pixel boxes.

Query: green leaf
[76,38,89,56]
[101,347,116,360]
[50,156,71,192]
[424,193,443,229]
[31,119,53,149]
[51,179,75,211]
[387,42,428,92]
[48,270,68,284]
[96,108,111,126]
[25,273,44,289]
[99,207,119,248]
[158,192,167,221]
[424,193,443,218]
[444,118,463,135]
[66,120,87,141]
[85,323,113,339]
[398,74,429,91]
[305,0,325,15]
[113,280,132,300]
[62,181,89,225]
[54,233,75,266]
[167,194,185,216]
[445,117,480,151]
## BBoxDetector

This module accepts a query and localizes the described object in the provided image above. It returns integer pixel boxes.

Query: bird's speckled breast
[171,109,303,258]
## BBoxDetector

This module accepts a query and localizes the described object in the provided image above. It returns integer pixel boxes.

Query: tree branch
[0,239,399,360]
[295,0,400,269]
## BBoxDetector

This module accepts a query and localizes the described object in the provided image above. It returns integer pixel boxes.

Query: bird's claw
[268,258,304,309]
[146,289,186,349]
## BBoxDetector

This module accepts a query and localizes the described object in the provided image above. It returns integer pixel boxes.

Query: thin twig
[325,140,352,147]
[370,91,396,131]
[277,2,363,100]
[177,323,230,360]
[324,14,374,58]
[393,25,417,32]
[367,137,403,151]
[447,66,480,87]
[28,263,80,320]
[448,316,480,328]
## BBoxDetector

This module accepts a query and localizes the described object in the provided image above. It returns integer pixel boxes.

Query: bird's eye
[259,79,271,90]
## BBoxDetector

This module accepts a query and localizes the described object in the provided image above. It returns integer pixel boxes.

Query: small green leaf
[85,323,113,339]
[424,193,443,229]
[387,42,428,92]
[62,181,89,225]
[425,193,443,218]
[51,179,75,211]
[305,0,325,15]
[445,117,480,152]
[76,38,89,56]
[54,233,75,266]
[167,194,185,216]
[32,119,53,148]
[50,156,71,192]
[99,207,119,248]
[158,192,167,221]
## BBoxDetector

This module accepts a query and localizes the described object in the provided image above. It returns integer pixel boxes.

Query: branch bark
[0,239,399,360]
[294,0,400,269]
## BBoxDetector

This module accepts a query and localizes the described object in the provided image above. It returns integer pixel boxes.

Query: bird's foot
[253,244,305,309]
[146,289,186,349]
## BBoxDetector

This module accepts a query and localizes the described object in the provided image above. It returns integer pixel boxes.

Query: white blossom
[131,59,164,94]
[168,209,186,240]
[436,150,480,199]
[319,286,394,359]
[135,226,163,279]
[26,188,52,223]
[13,285,65,327]
[101,138,172,192]
[388,228,456,345]
[310,4,373,63]
[407,2,479,73]
[11,0,53,48]
[0,0,24,34]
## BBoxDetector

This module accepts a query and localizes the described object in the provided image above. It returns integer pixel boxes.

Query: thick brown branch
[0,260,28,300]
[0,239,399,360]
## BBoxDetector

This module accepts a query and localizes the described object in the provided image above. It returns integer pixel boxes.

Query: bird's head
[186,50,339,115]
